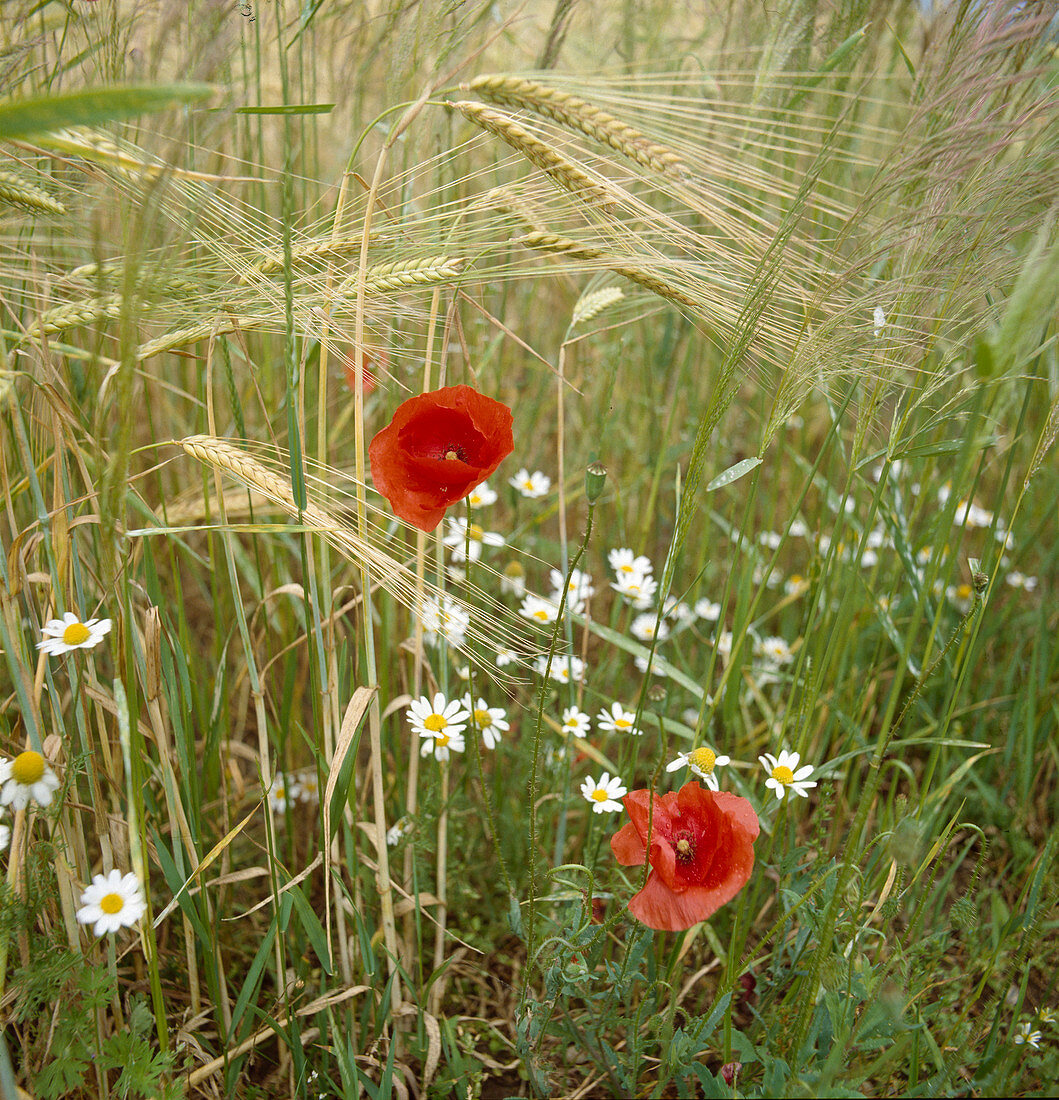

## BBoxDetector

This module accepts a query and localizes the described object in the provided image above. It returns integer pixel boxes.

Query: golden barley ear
[467,74,687,179]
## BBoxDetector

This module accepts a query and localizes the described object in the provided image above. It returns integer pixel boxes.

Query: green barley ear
[571,286,624,326]
[0,168,66,215]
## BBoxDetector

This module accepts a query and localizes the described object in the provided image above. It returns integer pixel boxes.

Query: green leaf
[707,456,762,492]
[0,84,214,139]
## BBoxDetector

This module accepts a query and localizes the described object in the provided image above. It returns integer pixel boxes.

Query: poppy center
[689,747,717,774]
[62,621,91,646]
[444,448,463,461]
[675,832,696,863]
[100,892,125,914]
[12,751,45,785]
[772,765,794,785]
[424,715,448,733]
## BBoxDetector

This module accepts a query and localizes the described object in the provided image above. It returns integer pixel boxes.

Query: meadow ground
[0,1,1057,1097]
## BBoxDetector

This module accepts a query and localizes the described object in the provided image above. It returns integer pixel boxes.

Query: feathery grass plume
[339,255,465,296]
[467,74,687,179]
[177,435,539,666]
[0,168,66,215]
[455,100,619,211]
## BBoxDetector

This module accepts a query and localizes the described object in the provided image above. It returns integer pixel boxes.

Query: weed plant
[0,1,1057,1097]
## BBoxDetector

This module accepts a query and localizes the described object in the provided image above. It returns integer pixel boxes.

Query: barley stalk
[468,74,686,179]
[0,169,66,215]
[455,101,617,212]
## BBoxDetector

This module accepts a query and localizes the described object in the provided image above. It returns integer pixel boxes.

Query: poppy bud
[585,461,607,503]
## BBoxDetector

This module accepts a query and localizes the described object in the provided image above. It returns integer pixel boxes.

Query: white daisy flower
[665,746,731,791]
[406,693,470,741]
[630,613,669,643]
[663,598,694,624]
[596,702,641,737]
[519,593,561,625]
[634,654,669,677]
[1013,1021,1042,1050]
[757,531,782,549]
[953,500,994,529]
[495,647,517,666]
[268,772,300,814]
[866,528,889,549]
[611,573,658,609]
[715,630,734,660]
[560,706,591,737]
[695,598,722,622]
[788,519,809,538]
[76,870,147,936]
[859,548,879,569]
[465,481,497,508]
[945,583,975,614]
[995,528,1016,551]
[37,612,112,656]
[753,564,781,589]
[386,817,413,846]
[580,772,627,814]
[759,749,817,801]
[417,596,470,649]
[510,468,551,498]
[0,752,61,810]
[501,561,527,598]
[784,575,809,598]
[757,636,794,666]
[534,654,586,684]
[295,769,320,805]
[608,548,653,581]
[549,568,595,614]
[419,727,466,761]
[442,517,505,563]
[1005,571,1037,591]
[462,695,509,750]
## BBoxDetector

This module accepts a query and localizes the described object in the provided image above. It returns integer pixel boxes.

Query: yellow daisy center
[473,709,492,728]
[614,717,632,729]
[100,892,124,914]
[435,732,450,748]
[591,788,608,802]
[424,714,447,733]
[772,765,794,785]
[956,584,972,599]
[12,751,45,785]
[468,524,484,541]
[532,609,550,622]
[688,747,717,774]
[62,621,91,646]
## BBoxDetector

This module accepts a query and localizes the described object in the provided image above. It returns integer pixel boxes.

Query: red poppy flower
[368,385,514,532]
[610,781,759,932]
